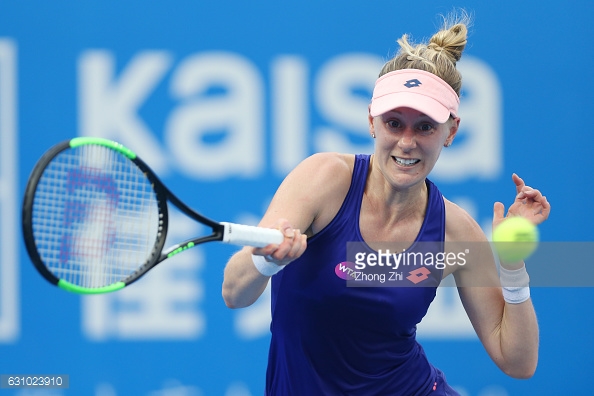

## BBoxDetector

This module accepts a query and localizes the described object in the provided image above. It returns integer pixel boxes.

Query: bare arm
[448,175,550,378]
[221,220,306,309]
[222,153,353,308]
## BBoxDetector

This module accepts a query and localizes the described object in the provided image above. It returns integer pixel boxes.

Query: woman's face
[369,107,459,190]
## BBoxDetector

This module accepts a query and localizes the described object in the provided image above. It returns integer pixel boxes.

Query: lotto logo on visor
[369,69,459,123]
[404,79,422,88]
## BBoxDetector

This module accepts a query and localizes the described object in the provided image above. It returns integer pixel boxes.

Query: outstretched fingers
[508,174,551,224]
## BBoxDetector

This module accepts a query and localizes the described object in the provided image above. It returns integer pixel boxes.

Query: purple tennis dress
[266,154,459,395]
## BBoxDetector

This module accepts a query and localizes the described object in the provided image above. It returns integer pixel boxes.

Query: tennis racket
[22,137,284,294]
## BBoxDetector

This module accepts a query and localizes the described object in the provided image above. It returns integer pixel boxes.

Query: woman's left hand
[493,173,551,229]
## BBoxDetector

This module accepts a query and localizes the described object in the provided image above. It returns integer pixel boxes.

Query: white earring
[371,133,376,138]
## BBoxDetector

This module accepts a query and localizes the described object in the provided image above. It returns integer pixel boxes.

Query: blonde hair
[379,11,472,96]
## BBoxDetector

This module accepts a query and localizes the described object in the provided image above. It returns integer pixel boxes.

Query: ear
[368,105,376,138]
[444,116,460,147]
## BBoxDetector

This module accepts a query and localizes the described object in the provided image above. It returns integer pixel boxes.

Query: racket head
[22,137,169,294]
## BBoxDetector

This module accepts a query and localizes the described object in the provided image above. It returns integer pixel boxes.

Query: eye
[386,119,401,129]
[417,122,435,135]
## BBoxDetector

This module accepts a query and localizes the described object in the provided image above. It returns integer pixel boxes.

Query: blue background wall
[1,1,593,395]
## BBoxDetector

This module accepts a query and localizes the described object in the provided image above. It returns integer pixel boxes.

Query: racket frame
[22,137,234,294]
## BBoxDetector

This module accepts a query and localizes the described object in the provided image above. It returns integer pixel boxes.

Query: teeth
[394,157,419,166]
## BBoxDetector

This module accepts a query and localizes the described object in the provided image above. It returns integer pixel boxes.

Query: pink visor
[369,69,459,123]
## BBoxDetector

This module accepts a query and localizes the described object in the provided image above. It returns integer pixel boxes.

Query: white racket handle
[221,222,284,247]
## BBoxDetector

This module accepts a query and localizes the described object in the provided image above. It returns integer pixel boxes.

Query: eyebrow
[383,109,432,119]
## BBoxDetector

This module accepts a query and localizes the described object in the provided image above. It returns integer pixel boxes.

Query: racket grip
[221,222,285,248]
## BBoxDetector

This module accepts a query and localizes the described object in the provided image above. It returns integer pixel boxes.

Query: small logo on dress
[404,79,422,88]
[335,262,357,280]
[406,267,431,284]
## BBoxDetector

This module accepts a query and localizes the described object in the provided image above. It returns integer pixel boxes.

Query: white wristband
[499,265,530,304]
[502,286,530,304]
[252,254,284,277]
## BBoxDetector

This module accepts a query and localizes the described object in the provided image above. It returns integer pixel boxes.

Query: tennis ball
[493,217,539,262]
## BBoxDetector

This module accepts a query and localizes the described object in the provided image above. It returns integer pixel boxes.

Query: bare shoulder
[297,152,353,178]
[444,198,488,243]
[262,152,355,236]
[279,152,353,197]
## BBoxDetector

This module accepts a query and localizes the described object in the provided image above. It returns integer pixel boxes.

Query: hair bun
[378,10,472,96]
[428,23,468,63]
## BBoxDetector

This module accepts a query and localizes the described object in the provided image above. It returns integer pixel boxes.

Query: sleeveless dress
[266,154,459,395]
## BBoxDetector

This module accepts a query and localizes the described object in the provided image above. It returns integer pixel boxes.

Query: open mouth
[393,156,420,167]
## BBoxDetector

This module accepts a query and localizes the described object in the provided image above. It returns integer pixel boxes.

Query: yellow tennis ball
[493,217,539,262]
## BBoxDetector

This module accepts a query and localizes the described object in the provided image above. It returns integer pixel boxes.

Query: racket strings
[31,145,160,288]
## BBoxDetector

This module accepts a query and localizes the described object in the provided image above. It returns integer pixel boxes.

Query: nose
[397,128,416,151]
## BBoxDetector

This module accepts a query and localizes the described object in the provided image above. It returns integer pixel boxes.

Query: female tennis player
[222,12,550,395]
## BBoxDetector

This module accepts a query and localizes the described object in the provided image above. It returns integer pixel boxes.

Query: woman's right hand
[252,218,307,267]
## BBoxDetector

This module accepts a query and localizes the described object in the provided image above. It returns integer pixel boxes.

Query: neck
[364,156,429,225]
